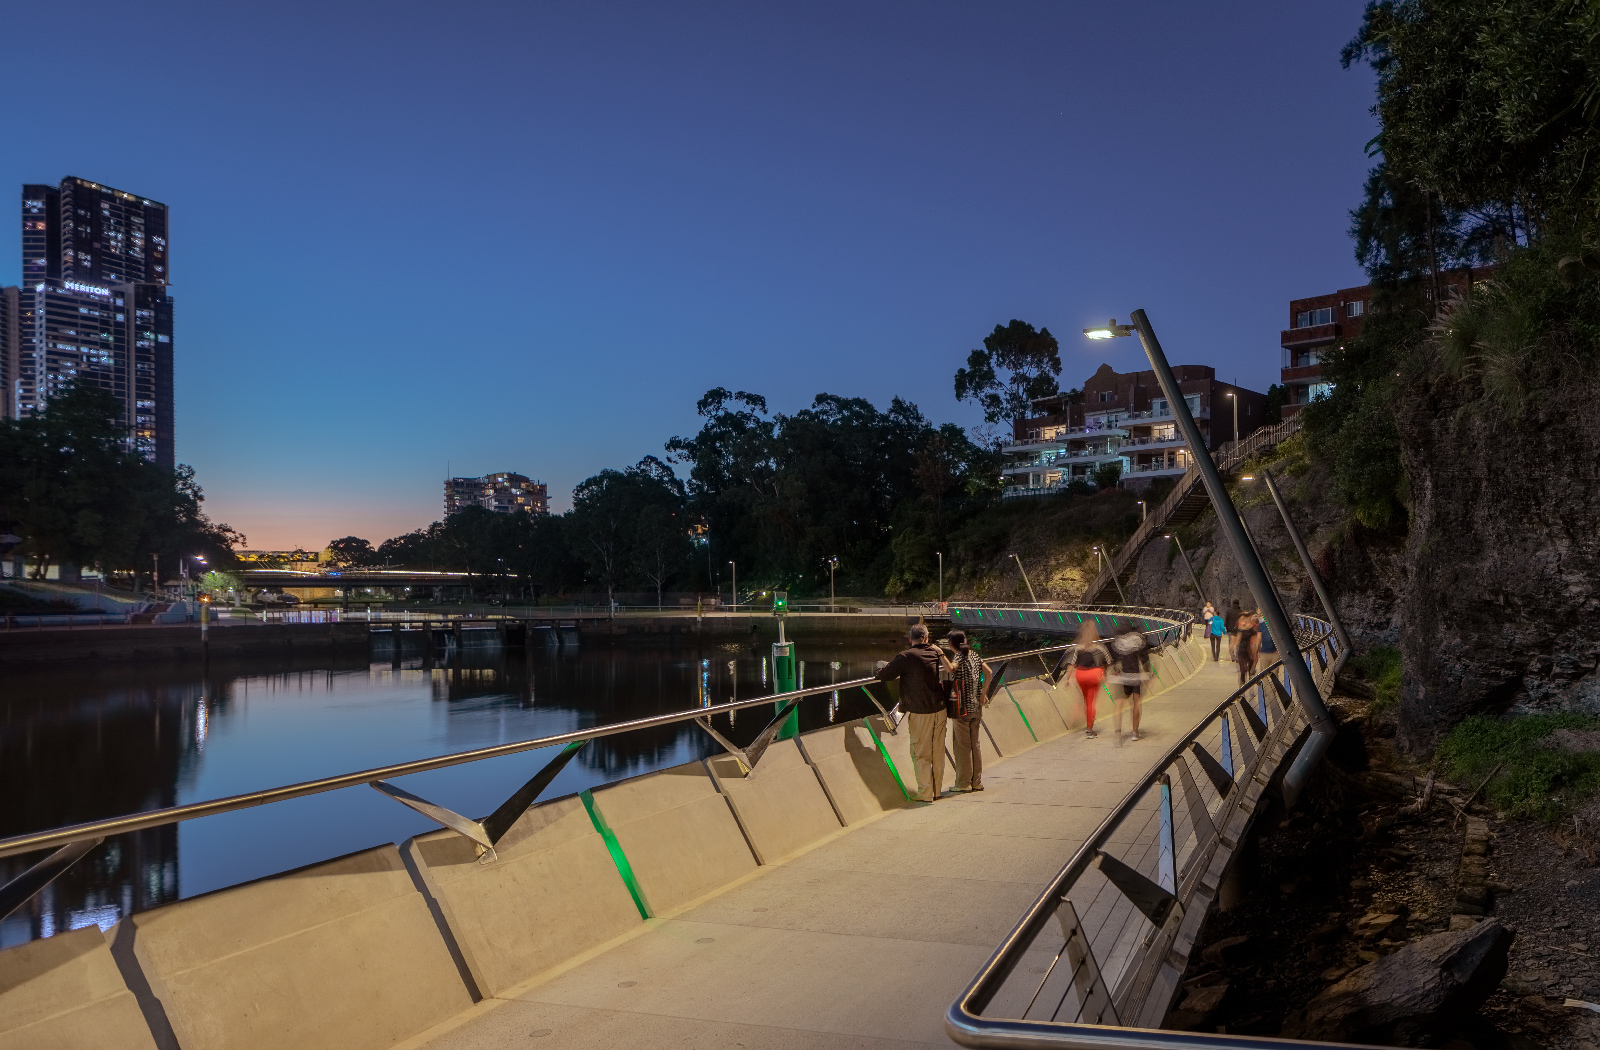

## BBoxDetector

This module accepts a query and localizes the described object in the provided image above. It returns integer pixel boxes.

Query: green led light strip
[580,788,649,919]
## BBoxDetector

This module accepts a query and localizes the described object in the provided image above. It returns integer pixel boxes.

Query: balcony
[1281,322,1339,348]
[1280,363,1324,383]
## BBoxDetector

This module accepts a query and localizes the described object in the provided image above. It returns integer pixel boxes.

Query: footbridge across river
[0,601,1347,1050]
[1,311,1361,1050]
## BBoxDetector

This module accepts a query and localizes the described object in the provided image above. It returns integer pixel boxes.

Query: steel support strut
[1261,469,1353,657]
[1129,310,1333,809]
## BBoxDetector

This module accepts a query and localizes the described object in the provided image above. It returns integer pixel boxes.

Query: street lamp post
[1010,553,1040,604]
[1137,500,1146,523]
[1165,534,1207,606]
[1252,471,1353,656]
[1084,313,1332,808]
[728,561,737,608]
[828,556,837,611]
[1226,390,1238,446]
[1091,545,1129,605]
[936,552,943,603]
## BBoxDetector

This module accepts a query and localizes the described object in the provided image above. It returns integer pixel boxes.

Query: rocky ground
[1171,692,1600,1049]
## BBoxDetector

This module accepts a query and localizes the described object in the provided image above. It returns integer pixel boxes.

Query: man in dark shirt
[1224,599,1242,660]
[875,623,947,802]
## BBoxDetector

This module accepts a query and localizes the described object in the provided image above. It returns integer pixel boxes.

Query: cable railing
[946,613,1347,1049]
[0,604,1193,924]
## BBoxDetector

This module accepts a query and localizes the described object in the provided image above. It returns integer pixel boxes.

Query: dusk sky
[2,1,1376,551]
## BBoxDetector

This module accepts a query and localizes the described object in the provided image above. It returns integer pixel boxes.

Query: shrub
[1436,712,1600,822]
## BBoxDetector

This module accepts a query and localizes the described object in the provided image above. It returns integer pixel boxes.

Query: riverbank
[0,612,934,668]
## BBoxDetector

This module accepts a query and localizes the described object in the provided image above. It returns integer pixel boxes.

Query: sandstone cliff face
[1397,371,1600,744]
[1120,464,1405,650]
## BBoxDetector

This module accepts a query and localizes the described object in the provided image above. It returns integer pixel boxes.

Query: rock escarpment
[1397,369,1600,745]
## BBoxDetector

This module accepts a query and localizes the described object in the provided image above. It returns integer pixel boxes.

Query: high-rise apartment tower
[3,177,174,468]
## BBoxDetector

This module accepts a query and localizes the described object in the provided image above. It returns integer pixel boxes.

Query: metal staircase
[1081,416,1302,603]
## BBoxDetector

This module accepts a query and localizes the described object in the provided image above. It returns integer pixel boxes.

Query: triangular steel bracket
[693,717,752,774]
[0,836,104,923]
[695,692,806,776]
[372,739,590,862]
[1240,696,1268,741]
[985,659,1012,701]
[1189,741,1233,798]
[1047,649,1074,686]
[1094,851,1177,927]
[860,682,903,734]
[1269,671,1294,714]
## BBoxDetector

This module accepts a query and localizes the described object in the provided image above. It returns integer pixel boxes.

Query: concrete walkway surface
[403,655,1244,1050]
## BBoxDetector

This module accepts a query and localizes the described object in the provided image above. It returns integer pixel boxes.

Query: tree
[0,382,242,587]
[953,320,1062,427]
[326,536,376,567]
[1092,460,1123,491]
[570,456,685,609]
[630,504,688,608]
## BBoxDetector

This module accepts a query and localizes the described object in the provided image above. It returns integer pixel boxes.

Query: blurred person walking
[1066,621,1111,738]
[1109,623,1152,744]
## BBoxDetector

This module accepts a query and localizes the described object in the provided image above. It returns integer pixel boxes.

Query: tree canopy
[0,383,241,585]
[953,320,1062,426]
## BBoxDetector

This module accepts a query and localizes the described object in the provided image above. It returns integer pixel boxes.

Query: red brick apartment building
[1280,268,1496,416]
[1003,363,1266,498]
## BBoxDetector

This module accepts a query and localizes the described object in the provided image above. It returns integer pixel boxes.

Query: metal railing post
[1129,310,1333,809]
[1261,469,1353,658]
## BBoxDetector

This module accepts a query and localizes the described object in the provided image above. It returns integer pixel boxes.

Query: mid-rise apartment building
[1003,363,1266,498]
[444,472,550,517]
[1279,268,1494,416]
[3,178,174,468]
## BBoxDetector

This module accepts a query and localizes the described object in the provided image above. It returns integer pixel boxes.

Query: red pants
[1076,667,1105,729]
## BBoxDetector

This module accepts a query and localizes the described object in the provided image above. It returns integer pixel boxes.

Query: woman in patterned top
[1066,621,1111,738]
[940,630,994,793]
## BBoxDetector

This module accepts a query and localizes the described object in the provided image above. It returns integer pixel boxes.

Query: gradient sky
[1,1,1377,551]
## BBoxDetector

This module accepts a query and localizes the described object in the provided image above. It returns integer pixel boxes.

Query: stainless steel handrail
[0,606,1191,862]
[946,615,1347,1048]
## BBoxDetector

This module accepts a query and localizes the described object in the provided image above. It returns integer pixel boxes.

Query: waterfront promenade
[407,656,1240,1050]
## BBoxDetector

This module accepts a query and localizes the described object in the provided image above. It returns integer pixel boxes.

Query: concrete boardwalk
[407,656,1243,1050]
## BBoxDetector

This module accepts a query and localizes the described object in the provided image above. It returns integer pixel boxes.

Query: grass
[1348,644,1402,712]
[1436,712,1600,823]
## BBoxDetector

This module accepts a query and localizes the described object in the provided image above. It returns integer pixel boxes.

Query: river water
[0,632,917,948]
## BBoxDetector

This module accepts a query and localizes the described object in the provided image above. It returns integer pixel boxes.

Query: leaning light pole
[1165,533,1207,607]
[1010,553,1041,604]
[1091,545,1129,605]
[1086,313,1333,807]
[1258,470,1353,656]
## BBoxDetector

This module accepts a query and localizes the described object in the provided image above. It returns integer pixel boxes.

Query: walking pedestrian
[1066,621,1111,738]
[875,623,947,802]
[1108,624,1152,744]
[1208,607,1225,661]
[1224,599,1242,660]
[941,630,994,792]
[1235,610,1260,684]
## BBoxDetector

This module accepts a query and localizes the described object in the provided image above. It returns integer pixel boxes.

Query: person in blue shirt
[1208,608,1225,661]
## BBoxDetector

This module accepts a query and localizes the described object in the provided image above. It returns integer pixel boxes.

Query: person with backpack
[941,630,995,792]
[1224,599,1242,659]
[1108,624,1152,744]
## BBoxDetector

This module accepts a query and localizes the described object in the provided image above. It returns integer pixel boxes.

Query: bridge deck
[408,656,1242,1050]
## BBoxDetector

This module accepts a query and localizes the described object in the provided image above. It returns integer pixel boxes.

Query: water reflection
[0,634,898,947]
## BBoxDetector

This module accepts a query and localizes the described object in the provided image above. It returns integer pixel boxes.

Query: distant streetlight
[728,561,737,608]
[1010,553,1040,604]
[1091,544,1129,605]
[1165,534,1207,606]
[828,556,838,611]
[1137,500,1146,523]
[936,551,943,603]
[1225,390,1238,446]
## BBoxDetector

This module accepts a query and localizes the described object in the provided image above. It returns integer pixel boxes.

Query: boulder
[1290,919,1513,1046]
[1166,980,1229,1030]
